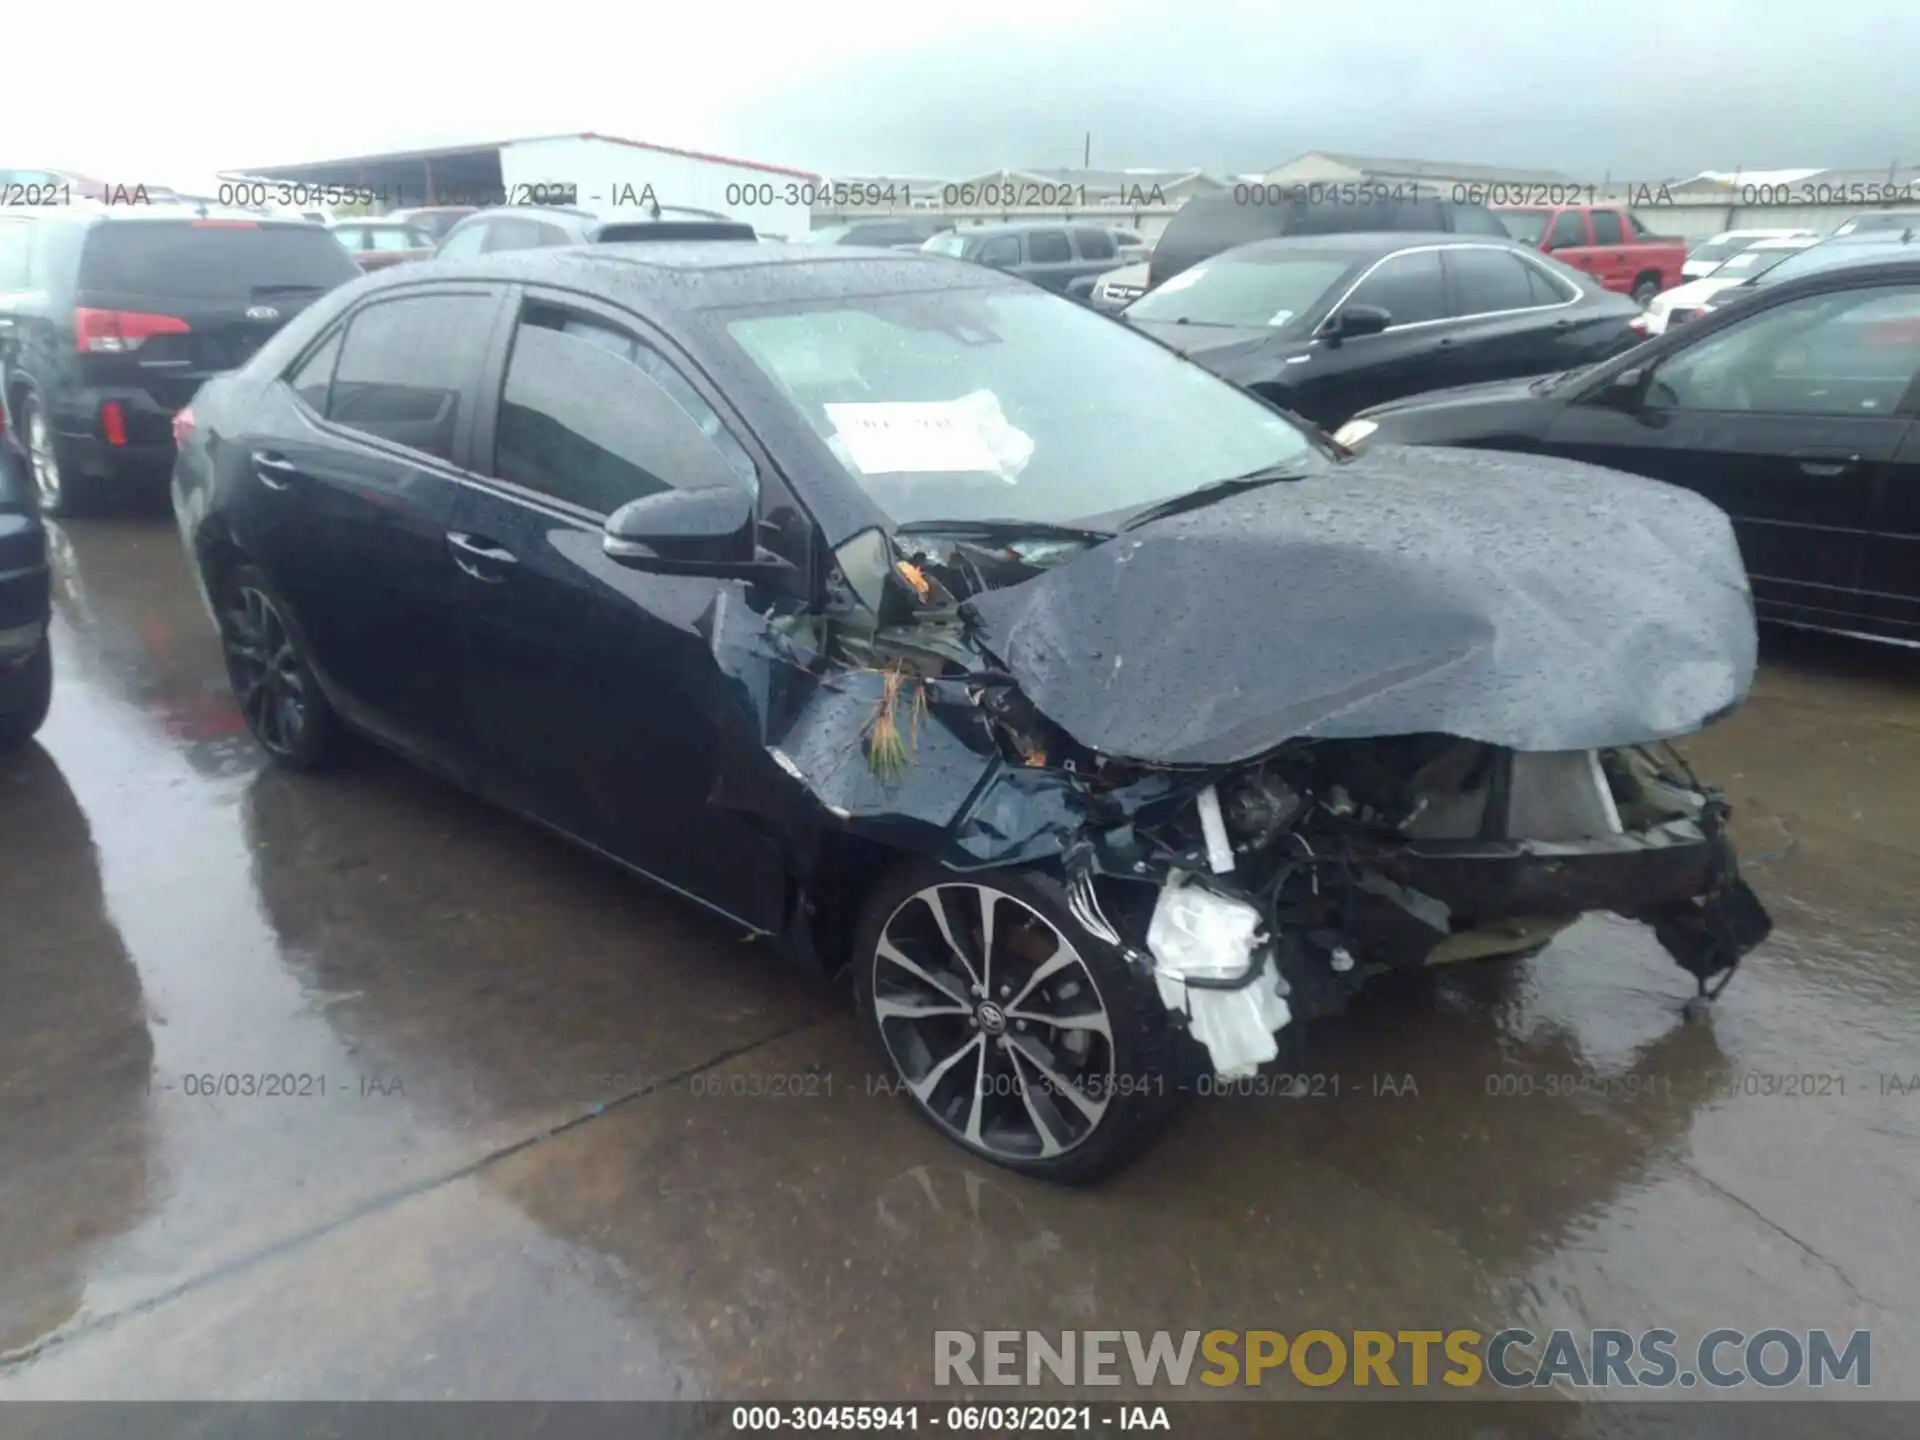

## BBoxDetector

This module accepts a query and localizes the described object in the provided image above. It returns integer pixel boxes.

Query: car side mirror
[603,486,797,585]
[1599,365,1648,409]
[1319,304,1391,346]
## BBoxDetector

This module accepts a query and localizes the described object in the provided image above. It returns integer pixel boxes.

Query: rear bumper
[54,386,180,481]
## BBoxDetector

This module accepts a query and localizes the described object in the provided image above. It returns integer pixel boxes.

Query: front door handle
[1793,448,1861,477]
[447,531,518,582]
[250,451,300,490]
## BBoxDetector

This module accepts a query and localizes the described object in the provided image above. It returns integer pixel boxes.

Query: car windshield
[1122,253,1351,327]
[921,231,969,257]
[717,285,1316,528]
[1495,208,1551,244]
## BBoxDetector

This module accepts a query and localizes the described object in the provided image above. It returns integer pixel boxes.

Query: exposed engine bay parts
[692,459,1772,1108]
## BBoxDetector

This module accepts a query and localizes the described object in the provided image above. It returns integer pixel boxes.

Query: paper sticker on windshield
[826,395,1031,482]
[1265,309,1295,327]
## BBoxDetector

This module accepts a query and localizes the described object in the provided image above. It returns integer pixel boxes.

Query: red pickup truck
[1493,205,1686,306]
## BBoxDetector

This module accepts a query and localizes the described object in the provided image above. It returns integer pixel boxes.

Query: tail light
[1627,315,1650,336]
[172,406,196,447]
[101,400,128,447]
[75,307,192,354]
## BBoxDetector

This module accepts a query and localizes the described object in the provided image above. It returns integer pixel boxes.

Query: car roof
[1758,255,1920,291]
[456,204,597,225]
[955,219,1119,237]
[20,202,322,227]
[1215,231,1534,261]
[356,241,1009,311]
[1743,235,1821,251]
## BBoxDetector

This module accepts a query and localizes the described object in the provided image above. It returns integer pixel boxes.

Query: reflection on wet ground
[2,519,1917,1425]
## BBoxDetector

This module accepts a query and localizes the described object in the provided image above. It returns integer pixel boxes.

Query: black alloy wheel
[855,862,1180,1184]
[217,564,334,769]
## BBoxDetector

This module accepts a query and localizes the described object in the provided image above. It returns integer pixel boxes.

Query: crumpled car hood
[963,445,1758,765]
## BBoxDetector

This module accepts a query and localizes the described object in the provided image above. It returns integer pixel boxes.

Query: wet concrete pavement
[2,517,1917,1425]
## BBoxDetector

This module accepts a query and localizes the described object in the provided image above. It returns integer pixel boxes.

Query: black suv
[920,222,1128,294]
[0,205,362,515]
[1149,188,1510,289]
[434,205,756,257]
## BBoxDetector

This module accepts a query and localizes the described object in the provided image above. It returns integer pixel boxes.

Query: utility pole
[1084,132,1091,168]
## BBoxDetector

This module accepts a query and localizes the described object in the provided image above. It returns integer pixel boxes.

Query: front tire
[216,563,336,770]
[853,862,1181,1185]
[0,636,54,752]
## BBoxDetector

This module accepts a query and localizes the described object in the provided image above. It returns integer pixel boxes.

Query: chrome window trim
[1321,241,1584,335]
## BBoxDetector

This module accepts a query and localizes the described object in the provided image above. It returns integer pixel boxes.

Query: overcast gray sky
[14,1,1919,184]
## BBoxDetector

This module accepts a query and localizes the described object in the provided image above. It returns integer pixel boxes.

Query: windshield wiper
[1531,366,1587,394]
[1118,463,1310,531]
[894,517,1114,545]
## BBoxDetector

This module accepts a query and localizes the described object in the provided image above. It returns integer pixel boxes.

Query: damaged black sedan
[171,243,1771,1183]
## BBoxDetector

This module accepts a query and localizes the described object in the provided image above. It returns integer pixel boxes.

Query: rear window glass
[79,221,361,298]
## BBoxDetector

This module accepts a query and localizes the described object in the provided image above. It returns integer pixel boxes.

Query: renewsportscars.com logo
[933,1327,1872,1390]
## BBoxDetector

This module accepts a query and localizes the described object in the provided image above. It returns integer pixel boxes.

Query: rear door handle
[1793,448,1861,477]
[250,450,300,490]
[447,531,517,581]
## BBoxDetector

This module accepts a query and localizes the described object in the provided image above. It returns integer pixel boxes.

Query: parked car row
[1119,232,1643,428]
[0,204,364,514]
[1337,252,1920,645]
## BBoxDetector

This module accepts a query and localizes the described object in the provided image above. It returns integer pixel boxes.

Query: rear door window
[1590,211,1625,245]
[1341,249,1447,326]
[1444,246,1545,314]
[976,234,1022,267]
[1072,227,1116,261]
[77,221,362,300]
[1546,210,1589,249]
[287,329,344,413]
[1027,230,1072,264]
[324,292,500,462]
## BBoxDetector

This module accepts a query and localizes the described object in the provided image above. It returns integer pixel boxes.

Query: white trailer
[498,134,816,240]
